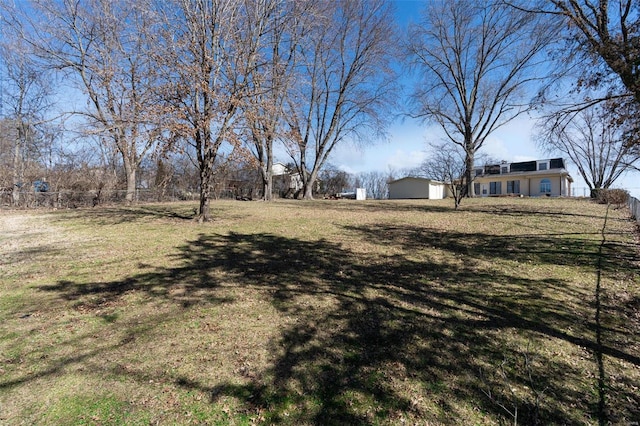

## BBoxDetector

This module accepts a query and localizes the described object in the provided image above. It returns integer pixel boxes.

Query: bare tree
[407,0,556,199]
[3,0,165,204]
[284,0,397,199]
[538,103,640,197]
[0,39,53,206]
[243,1,312,201]
[419,143,468,209]
[512,1,640,151]
[527,1,640,103]
[158,0,277,221]
[318,164,354,196]
[355,171,390,200]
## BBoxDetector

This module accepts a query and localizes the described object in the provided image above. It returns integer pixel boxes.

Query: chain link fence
[0,185,307,209]
[628,196,640,224]
[1,189,204,209]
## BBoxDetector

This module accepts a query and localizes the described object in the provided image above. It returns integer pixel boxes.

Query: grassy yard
[0,197,639,425]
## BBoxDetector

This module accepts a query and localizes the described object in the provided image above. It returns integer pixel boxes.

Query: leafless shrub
[596,188,629,207]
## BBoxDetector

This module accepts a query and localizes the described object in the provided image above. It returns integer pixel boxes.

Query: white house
[271,162,289,176]
[472,158,573,197]
[271,162,303,196]
[388,177,447,200]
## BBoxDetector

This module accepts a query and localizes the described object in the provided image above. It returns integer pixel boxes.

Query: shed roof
[388,177,445,185]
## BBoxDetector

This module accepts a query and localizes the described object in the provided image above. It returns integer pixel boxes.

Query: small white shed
[388,177,446,200]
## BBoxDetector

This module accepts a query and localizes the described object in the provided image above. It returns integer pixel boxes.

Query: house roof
[474,168,574,182]
[388,177,445,185]
[474,157,574,182]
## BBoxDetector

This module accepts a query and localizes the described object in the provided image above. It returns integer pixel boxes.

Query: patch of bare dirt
[0,212,70,271]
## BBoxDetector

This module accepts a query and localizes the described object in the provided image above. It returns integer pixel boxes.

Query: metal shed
[388,177,446,199]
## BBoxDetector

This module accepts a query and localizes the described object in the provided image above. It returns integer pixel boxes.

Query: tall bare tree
[159,0,276,220]
[526,1,640,102]
[284,0,397,199]
[538,103,640,197]
[0,39,53,205]
[511,1,640,152]
[407,0,555,199]
[3,0,164,204]
[242,0,312,201]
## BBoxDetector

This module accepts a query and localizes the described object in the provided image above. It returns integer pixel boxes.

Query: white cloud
[386,149,427,171]
[336,163,357,174]
[478,138,511,162]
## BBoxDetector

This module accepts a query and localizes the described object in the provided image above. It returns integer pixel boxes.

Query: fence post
[628,196,640,223]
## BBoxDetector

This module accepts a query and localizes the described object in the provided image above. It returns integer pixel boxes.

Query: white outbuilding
[388,177,447,200]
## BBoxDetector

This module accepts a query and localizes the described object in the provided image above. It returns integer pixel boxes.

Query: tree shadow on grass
[285,199,457,215]
[54,205,198,225]
[189,231,637,424]
[32,224,640,424]
[343,223,639,274]
[465,201,610,221]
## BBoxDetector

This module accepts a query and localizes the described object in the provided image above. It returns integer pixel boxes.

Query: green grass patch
[43,394,150,425]
[0,198,638,425]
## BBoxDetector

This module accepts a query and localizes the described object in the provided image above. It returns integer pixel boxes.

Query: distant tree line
[0,0,397,219]
[1,0,638,213]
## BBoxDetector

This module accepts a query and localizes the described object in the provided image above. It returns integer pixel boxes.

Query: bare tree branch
[3,0,166,204]
[284,0,398,200]
[537,102,640,196]
[407,0,557,200]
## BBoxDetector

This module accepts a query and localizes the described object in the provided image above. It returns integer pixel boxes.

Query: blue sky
[328,0,640,199]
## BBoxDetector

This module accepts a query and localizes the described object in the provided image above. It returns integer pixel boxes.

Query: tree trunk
[127,169,137,204]
[12,131,22,207]
[262,171,273,201]
[122,159,137,204]
[199,188,210,223]
[261,152,273,201]
[302,168,316,200]
[198,155,215,222]
[465,152,475,197]
[303,182,314,199]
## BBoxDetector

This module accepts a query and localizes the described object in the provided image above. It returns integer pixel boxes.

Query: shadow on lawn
[56,204,199,225]
[32,222,640,423]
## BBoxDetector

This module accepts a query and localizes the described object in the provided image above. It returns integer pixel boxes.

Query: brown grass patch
[0,198,639,425]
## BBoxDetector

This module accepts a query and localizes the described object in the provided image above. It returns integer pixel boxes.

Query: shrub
[596,188,629,206]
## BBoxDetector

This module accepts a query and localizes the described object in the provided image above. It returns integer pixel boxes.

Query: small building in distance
[388,177,447,200]
[473,158,573,197]
[272,162,303,198]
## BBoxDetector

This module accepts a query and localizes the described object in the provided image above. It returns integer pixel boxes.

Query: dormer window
[538,162,548,171]
[501,166,508,174]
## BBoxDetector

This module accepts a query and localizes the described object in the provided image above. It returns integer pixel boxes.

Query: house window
[474,168,483,177]
[540,178,551,194]
[501,166,508,174]
[474,183,480,195]
[507,180,520,194]
[538,162,548,171]
[489,181,502,195]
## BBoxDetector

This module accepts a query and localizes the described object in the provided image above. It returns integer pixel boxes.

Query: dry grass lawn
[0,197,639,425]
